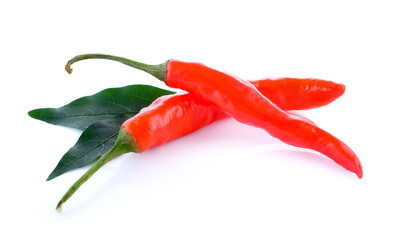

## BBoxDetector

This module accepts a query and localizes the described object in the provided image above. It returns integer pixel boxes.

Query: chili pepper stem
[56,128,140,213]
[65,53,168,82]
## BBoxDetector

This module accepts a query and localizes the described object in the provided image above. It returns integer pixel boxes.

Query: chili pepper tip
[356,164,363,179]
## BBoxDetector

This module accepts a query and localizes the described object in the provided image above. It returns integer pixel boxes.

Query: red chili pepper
[55,76,343,211]
[166,60,362,179]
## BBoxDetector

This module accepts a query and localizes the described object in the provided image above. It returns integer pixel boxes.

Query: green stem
[56,128,140,213]
[65,53,168,83]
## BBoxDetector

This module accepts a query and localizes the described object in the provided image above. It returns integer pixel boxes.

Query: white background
[1,0,402,239]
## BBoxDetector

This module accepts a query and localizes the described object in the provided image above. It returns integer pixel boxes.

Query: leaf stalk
[56,128,140,212]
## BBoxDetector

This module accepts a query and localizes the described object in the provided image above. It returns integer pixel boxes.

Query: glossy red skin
[251,78,345,110]
[165,60,362,178]
[123,93,226,152]
[122,77,342,153]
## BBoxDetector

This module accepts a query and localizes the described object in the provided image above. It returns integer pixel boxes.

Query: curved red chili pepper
[166,60,362,178]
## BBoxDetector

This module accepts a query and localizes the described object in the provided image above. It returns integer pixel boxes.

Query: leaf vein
[61,131,119,167]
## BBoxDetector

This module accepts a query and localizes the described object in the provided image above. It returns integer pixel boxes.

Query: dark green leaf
[28,84,174,180]
[46,116,126,181]
[28,84,174,130]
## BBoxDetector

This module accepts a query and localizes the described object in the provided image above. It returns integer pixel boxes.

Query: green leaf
[46,116,126,181]
[28,84,174,130]
[28,84,174,180]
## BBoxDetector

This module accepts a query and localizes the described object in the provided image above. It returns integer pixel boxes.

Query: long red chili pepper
[55,76,344,211]
[167,61,362,178]
[65,54,362,180]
